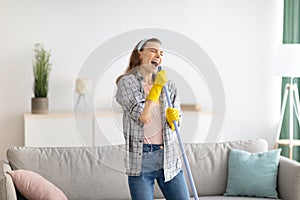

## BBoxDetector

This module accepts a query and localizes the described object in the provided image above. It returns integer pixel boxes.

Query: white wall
[0,0,283,160]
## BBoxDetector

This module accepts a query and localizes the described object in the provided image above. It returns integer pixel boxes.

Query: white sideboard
[24,111,213,147]
[24,113,91,147]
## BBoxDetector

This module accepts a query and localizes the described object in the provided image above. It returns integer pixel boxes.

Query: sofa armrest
[277,156,300,200]
[0,160,17,200]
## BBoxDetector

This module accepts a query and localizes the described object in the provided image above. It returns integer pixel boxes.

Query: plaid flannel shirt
[116,71,182,182]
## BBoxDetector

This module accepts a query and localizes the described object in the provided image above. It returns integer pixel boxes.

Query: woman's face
[139,41,164,73]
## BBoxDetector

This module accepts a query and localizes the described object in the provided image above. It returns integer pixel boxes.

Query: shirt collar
[135,71,156,82]
[135,71,144,82]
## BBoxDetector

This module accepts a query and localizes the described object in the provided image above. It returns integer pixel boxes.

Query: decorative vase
[31,97,48,114]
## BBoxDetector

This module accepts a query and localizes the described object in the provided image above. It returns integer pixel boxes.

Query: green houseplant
[31,44,52,114]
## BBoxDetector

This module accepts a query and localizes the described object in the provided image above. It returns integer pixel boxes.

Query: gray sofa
[1,139,300,200]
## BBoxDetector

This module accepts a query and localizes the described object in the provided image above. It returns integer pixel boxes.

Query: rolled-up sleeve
[116,76,145,121]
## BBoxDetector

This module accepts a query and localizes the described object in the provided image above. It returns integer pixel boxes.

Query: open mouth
[151,61,159,67]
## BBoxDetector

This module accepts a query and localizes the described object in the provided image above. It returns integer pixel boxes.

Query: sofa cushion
[197,197,278,200]
[224,148,281,198]
[182,139,268,196]
[154,196,278,199]
[7,169,68,200]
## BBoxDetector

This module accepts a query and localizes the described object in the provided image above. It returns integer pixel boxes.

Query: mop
[158,66,199,200]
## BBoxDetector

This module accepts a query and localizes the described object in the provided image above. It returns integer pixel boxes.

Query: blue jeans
[128,144,190,200]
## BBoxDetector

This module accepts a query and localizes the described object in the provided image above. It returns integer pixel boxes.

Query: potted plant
[31,43,52,114]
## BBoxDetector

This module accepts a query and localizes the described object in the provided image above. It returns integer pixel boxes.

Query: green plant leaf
[33,44,51,98]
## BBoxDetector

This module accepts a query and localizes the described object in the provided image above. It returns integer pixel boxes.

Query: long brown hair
[115,38,161,84]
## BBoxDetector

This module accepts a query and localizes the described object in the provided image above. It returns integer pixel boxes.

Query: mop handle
[158,66,199,200]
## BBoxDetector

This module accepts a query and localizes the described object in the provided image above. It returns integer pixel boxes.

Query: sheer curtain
[280,0,300,161]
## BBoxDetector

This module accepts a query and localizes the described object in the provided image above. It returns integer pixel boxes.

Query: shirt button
[139,140,143,142]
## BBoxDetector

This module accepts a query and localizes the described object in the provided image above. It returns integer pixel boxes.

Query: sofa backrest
[6,139,268,199]
[7,145,130,200]
[183,139,268,196]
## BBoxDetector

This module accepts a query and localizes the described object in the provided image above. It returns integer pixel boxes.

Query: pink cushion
[7,169,68,200]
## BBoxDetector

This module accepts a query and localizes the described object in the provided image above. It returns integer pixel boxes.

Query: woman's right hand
[146,70,167,102]
[154,70,167,86]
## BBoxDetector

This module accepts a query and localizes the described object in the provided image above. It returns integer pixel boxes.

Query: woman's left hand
[166,108,179,131]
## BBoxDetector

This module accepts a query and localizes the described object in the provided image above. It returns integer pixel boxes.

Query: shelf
[24,110,216,118]
[23,103,222,119]
[180,104,201,112]
[24,112,74,119]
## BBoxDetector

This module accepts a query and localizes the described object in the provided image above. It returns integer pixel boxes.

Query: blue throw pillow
[224,148,281,198]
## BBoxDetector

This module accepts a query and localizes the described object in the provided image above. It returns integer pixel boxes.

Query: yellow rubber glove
[146,70,167,102]
[166,107,179,131]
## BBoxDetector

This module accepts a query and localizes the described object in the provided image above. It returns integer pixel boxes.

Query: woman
[116,38,189,200]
